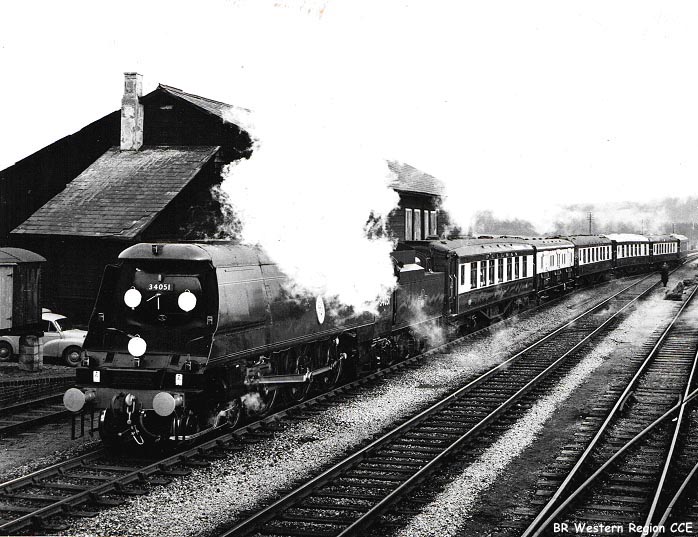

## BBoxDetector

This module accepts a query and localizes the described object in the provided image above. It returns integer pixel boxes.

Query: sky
[2,1,698,306]
[2,2,698,221]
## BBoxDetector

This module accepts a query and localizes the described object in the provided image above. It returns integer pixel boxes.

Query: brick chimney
[121,72,143,150]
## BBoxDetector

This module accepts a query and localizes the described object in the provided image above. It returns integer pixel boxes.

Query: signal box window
[405,209,413,241]
[414,209,422,240]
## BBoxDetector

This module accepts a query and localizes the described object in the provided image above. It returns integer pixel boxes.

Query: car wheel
[0,341,13,362]
[62,346,82,367]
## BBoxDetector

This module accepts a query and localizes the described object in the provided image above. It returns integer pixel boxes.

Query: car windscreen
[54,317,74,331]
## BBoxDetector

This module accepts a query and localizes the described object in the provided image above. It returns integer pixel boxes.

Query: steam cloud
[220,106,399,312]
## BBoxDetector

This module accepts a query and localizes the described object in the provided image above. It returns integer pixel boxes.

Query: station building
[0,74,446,322]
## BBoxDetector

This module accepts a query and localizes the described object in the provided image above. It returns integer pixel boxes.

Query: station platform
[0,362,75,409]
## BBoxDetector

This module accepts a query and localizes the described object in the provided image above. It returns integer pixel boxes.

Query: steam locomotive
[63,232,688,446]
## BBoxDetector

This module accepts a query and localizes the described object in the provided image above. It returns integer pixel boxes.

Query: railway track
[215,270,667,537]
[521,282,698,537]
[0,273,656,535]
[0,394,69,436]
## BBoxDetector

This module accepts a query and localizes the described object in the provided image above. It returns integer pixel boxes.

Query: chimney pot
[121,72,144,151]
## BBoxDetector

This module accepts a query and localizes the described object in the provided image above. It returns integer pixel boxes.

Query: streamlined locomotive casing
[70,242,388,444]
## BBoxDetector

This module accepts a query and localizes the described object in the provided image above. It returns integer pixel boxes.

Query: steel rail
[0,272,656,534]
[528,388,698,537]
[522,282,698,537]
[642,318,698,536]
[651,461,698,537]
[220,270,660,537]
[0,279,587,533]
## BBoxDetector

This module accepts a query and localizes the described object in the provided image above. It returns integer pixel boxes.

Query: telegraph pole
[588,212,593,234]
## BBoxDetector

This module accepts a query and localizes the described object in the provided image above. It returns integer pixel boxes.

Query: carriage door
[448,254,458,315]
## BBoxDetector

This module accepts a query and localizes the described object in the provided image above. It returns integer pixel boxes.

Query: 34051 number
[148,283,173,291]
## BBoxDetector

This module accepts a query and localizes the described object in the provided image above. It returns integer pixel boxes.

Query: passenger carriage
[505,237,575,295]
[413,238,536,329]
[605,233,650,275]
[647,234,680,269]
[563,235,613,284]
[671,233,689,265]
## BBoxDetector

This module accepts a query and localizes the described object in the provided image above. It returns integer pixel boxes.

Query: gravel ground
[392,293,680,537]
[53,275,670,537]
[0,419,100,483]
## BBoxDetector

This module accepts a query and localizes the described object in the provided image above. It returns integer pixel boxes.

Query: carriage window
[523,255,528,277]
[471,263,477,289]
[514,257,520,279]
[507,257,512,280]
[460,264,465,286]
[405,209,413,241]
[489,260,495,285]
[498,259,504,282]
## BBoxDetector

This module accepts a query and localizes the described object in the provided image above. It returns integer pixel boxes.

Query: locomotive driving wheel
[317,339,343,390]
[283,345,312,403]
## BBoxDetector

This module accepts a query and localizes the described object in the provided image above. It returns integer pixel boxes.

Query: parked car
[0,311,87,366]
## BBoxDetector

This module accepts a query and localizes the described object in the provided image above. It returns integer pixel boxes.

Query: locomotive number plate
[147,283,173,292]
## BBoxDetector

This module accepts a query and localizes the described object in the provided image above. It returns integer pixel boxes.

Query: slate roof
[157,84,251,124]
[12,146,219,239]
[388,160,446,197]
